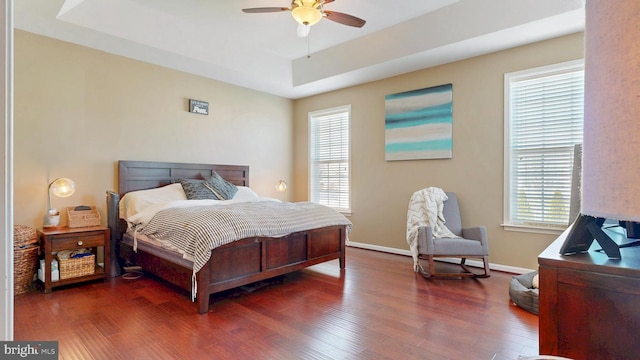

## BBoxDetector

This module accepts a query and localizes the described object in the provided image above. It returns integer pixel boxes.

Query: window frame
[308,104,352,215]
[503,59,584,234]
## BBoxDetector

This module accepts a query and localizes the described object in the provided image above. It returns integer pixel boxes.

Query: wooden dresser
[538,226,640,360]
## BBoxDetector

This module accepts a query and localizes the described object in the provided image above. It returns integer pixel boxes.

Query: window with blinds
[309,105,351,213]
[504,60,584,230]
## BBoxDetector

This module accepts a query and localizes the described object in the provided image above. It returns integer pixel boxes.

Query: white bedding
[126,200,351,272]
[120,184,261,220]
[125,195,278,232]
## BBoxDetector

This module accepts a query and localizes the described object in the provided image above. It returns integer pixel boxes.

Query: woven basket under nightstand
[14,225,39,295]
[58,254,95,279]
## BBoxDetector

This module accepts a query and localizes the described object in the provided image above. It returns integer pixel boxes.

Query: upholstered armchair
[416,192,490,278]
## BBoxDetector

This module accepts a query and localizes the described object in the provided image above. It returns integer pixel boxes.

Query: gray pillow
[179,178,220,200]
[205,172,238,200]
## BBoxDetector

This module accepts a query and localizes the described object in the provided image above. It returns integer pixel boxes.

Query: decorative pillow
[179,178,221,200]
[119,183,187,219]
[202,181,225,200]
[205,172,238,200]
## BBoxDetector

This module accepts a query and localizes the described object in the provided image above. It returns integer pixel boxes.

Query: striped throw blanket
[130,200,352,275]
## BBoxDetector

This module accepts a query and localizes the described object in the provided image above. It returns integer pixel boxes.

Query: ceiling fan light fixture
[291,5,322,26]
[243,1,366,30]
[297,23,311,37]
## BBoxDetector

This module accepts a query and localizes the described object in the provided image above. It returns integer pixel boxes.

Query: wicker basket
[14,245,39,294]
[67,206,101,228]
[14,225,38,247]
[14,225,39,295]
[58,254,95,279]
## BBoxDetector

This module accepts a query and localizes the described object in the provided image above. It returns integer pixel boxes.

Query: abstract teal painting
[385,84,453,161]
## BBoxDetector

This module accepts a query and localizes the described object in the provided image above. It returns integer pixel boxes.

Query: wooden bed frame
[107,160,347,314]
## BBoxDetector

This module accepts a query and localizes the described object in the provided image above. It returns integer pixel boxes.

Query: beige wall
[14,30,294,228]
[293,33,585,270]
[14,29,585,270]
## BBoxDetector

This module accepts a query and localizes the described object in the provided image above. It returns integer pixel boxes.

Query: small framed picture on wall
[189,99,209,115]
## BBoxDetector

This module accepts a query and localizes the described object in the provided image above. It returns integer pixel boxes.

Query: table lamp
[560,0,640,258]
[44,177,75,227]
[276,180,288,202]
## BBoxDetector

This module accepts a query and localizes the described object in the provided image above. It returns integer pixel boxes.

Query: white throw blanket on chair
[406,187,459,271]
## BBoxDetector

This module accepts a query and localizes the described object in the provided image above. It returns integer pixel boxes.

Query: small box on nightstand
[67,206,101,228]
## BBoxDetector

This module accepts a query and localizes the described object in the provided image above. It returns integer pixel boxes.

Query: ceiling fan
[242,0,366,37]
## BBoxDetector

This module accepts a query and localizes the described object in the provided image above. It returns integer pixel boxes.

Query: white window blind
[309,105,351,213]
[504,60,584,229]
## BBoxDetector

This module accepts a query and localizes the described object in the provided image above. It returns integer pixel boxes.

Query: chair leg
[459,257,490,278]
[459,257,476,277]
[480,256,491,278]
[418,255,490,279]
[418,256,435,279]
[428,256,436,278]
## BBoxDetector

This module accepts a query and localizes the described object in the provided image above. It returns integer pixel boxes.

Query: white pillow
[232,186,259,201]
[119,183,187,219]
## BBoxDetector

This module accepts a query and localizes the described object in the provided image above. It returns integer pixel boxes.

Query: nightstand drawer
[51,234,105,251]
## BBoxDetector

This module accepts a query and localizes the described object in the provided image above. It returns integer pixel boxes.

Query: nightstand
[38,226,110,293]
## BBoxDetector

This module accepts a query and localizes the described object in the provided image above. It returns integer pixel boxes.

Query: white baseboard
[346,241,535,275]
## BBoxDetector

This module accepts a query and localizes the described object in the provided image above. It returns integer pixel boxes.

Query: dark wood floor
[14,247,538,359]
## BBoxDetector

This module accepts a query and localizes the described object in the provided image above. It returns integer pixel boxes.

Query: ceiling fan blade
[322,0,335,4]
[323,11,366,28]
[242,7,290,13]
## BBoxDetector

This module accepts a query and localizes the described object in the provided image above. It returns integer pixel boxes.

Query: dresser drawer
[51,233,105,251]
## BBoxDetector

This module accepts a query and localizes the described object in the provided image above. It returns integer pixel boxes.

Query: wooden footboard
[119,225,346,314]
[196,225,346,313]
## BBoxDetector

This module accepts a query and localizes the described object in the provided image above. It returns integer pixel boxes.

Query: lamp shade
[276,180,288,192]
[49,178,75,199]
[581,0,640,223]
[45,177,75,227]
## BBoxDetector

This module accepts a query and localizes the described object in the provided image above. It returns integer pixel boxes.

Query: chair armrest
[462,226,489,254]
[417,226,435,255]
[462,226,486,241]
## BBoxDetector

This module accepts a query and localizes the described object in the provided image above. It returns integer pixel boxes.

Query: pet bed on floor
[509,270,539,315]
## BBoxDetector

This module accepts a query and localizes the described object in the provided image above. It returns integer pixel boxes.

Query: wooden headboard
[107,161,249,277]
[117,160,250,196]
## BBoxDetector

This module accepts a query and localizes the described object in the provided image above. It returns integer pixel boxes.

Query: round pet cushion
[509,270,539,315]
